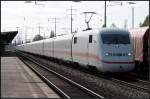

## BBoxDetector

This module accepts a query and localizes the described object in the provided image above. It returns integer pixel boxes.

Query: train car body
[16,28,135,73]
[53,34,72,61]
[72,29,135,72]
[129,26,149,73]
[129,26,149,63]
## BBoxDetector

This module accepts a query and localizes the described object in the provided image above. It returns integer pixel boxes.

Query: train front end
[98,28,135,73]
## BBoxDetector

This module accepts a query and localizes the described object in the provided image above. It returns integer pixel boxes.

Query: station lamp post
[104,1,123,27]
[131,7,135,28]
[105,1,136,28]
[127,2,136,28]
[104,0,106,27]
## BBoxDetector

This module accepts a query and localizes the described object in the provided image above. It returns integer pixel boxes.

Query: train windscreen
[101,33,130,44]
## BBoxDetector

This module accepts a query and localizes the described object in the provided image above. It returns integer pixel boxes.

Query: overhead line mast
[48,17,59,37]
[67,6,76,34]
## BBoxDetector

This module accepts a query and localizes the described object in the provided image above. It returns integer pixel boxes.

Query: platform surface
[1,56,60,98]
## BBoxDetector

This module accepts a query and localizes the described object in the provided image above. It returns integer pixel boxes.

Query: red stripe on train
[88,53,134,64]
[101,60,134,64]
[43,49,134,64]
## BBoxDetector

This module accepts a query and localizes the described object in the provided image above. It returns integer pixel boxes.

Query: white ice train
[16,28,135,73]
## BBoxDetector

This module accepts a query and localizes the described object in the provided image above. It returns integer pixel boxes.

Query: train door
[87,35,97,65]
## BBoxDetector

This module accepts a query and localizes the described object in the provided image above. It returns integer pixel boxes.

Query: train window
[101,33,130,44]
[89,35,93,43]
[74,37,77,44]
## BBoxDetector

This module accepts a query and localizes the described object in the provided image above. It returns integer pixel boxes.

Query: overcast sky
[1,1,149,42]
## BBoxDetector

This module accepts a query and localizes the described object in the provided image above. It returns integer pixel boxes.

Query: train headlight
[105,53,109,56]
[128,52,132,56]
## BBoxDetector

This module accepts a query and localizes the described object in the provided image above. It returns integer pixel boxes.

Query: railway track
[130,72,149,80]
[16,51,104,99]
[105,75,150,93]
[137,79,150,85]
[126,73,150,85]
[88,71,150,93]
[16,51,150,96]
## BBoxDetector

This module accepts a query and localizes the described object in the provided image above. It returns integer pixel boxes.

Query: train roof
[17,34,73,46]
[76,27,129,36]
[98,28,129,34]
[16,28,131,47]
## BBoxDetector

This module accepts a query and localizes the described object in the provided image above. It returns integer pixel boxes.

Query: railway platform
[1,52,60,98]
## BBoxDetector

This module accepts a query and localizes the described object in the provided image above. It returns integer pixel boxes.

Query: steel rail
[137,79,150,85]
[18,54,70,99]
[131,73,149,80]
[109,77,150,93]
[17,51,104,99]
